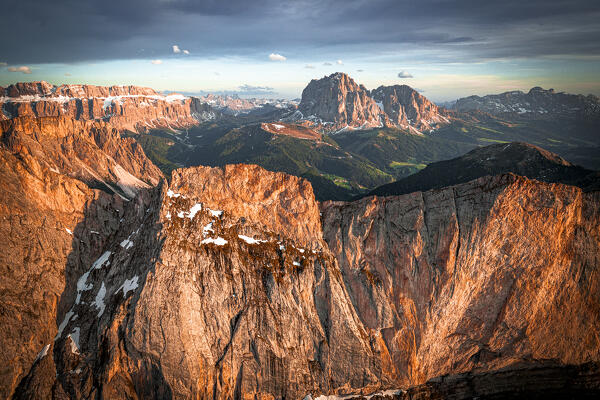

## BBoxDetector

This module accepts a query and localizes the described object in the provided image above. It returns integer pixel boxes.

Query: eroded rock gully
[4,162,600,399]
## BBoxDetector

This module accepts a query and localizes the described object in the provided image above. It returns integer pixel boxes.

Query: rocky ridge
[368,142,600,197]
[290,73,449,134]
[6,159,600,398]
[0,111,163,397]
[0,81,218,132]
[452,86,600,118]
[370,85,449,133]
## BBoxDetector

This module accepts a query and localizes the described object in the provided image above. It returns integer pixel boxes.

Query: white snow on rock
[93,282,107,317]
[177,211,185,218]
[68,327,80,354]
[238,235,266,244]
[201,237,228,246]
[272,124,285,130]
[92,251,112,270]
[166,189,181,198]
[202,222,214,236]
[208,209,223,218]
[35,344,51,361]
[75,250,111,304]
[55,310,75,340]
[293,261,301,267]
[188,203,203,219]
[165,212,172,220]
[65,228,73,235]
[118,276,139,297]
[120,239,134,249]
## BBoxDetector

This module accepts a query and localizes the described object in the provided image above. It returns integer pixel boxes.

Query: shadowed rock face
[0,117,161,397]
[3,156,600,398]
[0,81,218,131]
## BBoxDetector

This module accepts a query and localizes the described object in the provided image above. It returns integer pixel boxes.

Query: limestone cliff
[3,161,600,398]
[0,81,217,132]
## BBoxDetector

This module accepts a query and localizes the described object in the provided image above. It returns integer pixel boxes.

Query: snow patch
[35,344,51,361]
[92,251,112,270]
[201,237,228,246]
[120,239,134,249]
[272,124,285,130]
[68,327,80,354]
[238,234,266,245]
[55,310,75,340]
[188,203,203,219]
[208,209,223,218]
[202,222,214,236]
[65,228,73,235]
[166,189,181,198]
[118,276,139,297]
[93,282,107,317]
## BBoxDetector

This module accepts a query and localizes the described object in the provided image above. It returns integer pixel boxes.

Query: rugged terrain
[290,73,449,134]
[1,78,600,398]
[0,81,217,132]
[368,142,600,197]
[370,85,449,132]
[3,156,600,398]
[452,86,600,118]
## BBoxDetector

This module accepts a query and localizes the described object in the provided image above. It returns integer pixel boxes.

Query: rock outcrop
[298,73,385,133]
[294,73,449,134]
[322,173,600,387]
[0,115,163,199]
[0,81,218,131]
[3,160,600,397]
[370,85,449,132]
[0,115,161,397]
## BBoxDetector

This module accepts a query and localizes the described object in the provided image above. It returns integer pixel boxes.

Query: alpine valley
[1,72,600,400]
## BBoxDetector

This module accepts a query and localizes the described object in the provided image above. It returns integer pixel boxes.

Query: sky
[1,0,599,102]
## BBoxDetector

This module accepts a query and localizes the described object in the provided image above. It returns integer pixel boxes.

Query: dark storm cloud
[2,0,599,64]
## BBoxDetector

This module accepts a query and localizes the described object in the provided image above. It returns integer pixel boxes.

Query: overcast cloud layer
[2,0,599,64]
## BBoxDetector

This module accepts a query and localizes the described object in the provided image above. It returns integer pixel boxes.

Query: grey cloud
[398,71,413,78]
[0,0,598,64]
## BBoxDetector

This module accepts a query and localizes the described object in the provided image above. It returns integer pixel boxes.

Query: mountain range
[1,74,600,398]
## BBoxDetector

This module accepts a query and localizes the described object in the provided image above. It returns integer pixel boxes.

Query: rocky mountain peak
[298,72,384,133]
[293,73,449,134]
[170,164,324,247]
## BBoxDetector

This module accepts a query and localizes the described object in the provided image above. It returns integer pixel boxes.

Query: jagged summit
[292,72,449,134]
[370,84,449,132]
[297,72,383,133]
[367,141,599,197]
